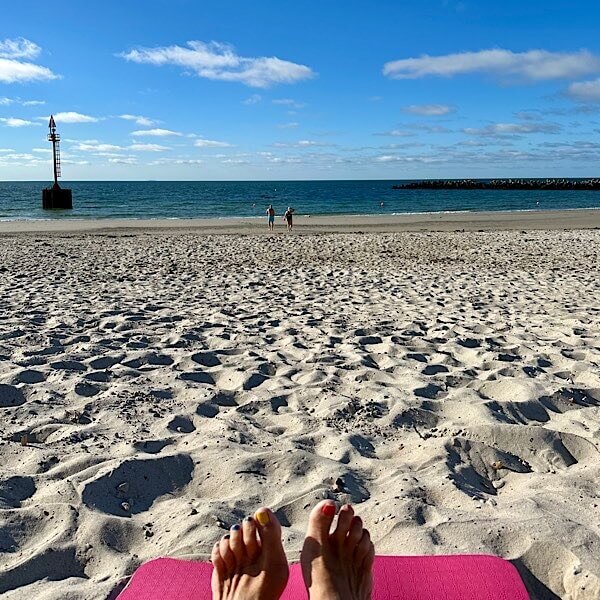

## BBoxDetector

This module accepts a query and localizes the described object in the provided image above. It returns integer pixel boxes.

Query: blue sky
[1,0,600,181]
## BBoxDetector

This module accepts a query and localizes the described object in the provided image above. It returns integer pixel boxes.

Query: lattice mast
[48,115,61,188]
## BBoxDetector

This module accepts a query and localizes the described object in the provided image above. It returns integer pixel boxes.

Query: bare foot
[211,508,289,600]
[301,500,374,600]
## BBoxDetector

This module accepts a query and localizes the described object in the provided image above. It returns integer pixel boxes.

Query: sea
[1,180,599,221]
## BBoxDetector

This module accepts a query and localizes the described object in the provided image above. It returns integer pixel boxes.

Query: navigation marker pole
[42,115,73,210]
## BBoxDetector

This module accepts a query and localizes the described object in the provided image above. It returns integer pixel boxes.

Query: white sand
[0,225,599,599]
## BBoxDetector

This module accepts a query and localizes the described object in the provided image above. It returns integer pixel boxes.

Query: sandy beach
[1,214,599,599]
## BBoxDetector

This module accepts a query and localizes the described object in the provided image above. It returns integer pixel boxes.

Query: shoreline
[1,207,599,234]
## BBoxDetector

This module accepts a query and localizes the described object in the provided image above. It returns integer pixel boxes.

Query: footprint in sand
[74,382,101,397]
[81,454,194,516]
[50,360,87,372]
[85,371,111,383]
[422,365,449,376]
[133,439,173,454]
[89,355,124,370]
[179,371,215,385]
[214,369,267,391]
[457,338,481,349]
[445,437,531,498]
[406,352,429,363]
[0,504,81,589]
[0,384,26,407]
[191,352,221,367]
[478,379,542,403]
[0,476,36,508]
[414,383,445,399]
[196,402,219,418]
[15,369,47,384]
[167,415,196,433]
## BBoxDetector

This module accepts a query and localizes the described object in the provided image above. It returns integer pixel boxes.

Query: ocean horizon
[1,179,599,221]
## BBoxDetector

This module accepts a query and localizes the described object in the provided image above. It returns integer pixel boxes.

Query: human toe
[306,500,337,544]
[219,535,236,574]
[346,516,364,552]
[211,541,227,578]
[229,524,244,564]
[242,515,259,561]
[354,528,372,564]
[332,504,354,544]
[254,508,284,559]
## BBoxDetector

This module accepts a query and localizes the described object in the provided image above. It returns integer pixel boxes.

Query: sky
[1,0,600,181]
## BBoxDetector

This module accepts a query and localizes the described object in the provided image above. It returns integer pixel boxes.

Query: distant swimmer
[284,207,294,231]
[266,204,275,231]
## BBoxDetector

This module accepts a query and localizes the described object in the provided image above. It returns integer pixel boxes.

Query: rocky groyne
[393,179,600,190]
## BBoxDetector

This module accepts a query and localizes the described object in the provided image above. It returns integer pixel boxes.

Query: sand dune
[0,228,599,599]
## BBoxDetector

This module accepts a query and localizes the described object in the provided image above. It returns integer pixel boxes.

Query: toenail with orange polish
[256,510,270,525]
[322,503,336,517]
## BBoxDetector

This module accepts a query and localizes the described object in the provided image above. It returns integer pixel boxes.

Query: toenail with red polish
[322,503,336,517]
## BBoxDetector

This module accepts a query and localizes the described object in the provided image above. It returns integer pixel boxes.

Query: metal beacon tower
[42,115,73,209]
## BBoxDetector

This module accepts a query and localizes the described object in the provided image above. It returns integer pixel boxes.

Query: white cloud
[384,49,600,82]
[50,112,99,124]
[119,114,158,126]
[149,157,204,166]
[403,103,454,116]
[129,143,170,152]
[272,98,306,108]
[463,122,561,136]
[0,117,39,127]
[76,142,125,152]
[62,159,90,166]
[0,58,58,84]
[0,38,41,60]
[0,37,58,83]
[277,122,299,129]
[567,78,600,102]
[1,97,46,106]
[222,158,249,164]
[74,140,170,153]
[273,139,331,148]
[109,157,138,165]
[374,129,415,137]
[131,128,182,136]
[120,40,314,88]
[375,154,442,164]
[194,138,233,148]
[243,94,262,105]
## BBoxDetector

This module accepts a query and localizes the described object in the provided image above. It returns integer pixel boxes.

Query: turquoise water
[1,180,599,220]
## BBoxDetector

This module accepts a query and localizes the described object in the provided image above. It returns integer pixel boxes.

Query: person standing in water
[284,207,294,231]
[266,204,275,231]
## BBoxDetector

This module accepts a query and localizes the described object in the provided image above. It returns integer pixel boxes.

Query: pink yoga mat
[117,554,529,599]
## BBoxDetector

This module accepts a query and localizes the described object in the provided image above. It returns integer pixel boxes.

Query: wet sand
[0,207,599,235]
